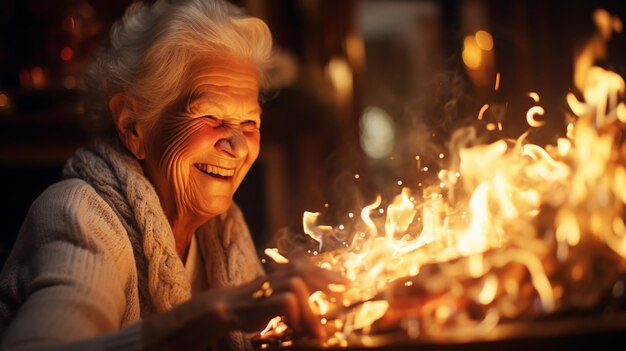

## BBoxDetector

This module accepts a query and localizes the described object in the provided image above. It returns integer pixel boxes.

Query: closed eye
[203,115,223,127]
[241,120,259,131]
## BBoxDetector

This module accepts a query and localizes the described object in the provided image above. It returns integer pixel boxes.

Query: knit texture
[63,138,191,314]
[0,138,264,350]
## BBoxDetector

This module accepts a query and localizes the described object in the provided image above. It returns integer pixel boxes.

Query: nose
[215,129,248,159]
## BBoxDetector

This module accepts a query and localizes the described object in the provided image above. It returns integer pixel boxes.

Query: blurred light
[63,16,75,31]
[326,56,353,102]
[31,67,45,88]
[61,47,74,61]
[527,106,546,127]
[528,92,540,103]
[494,72,501,91]
[478,103,489,120]
[346,32,365,71]
[593,9,618,40]
[475,30,494,51]
[618,103,626,122]
[19,69,30,88]
[0,93,8,108]
[462,35,482,70]
[567,92,587,116]
[360,106,395,159]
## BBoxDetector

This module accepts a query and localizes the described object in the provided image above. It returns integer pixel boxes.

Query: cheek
[245,132,261,165]
[149,120,204,178]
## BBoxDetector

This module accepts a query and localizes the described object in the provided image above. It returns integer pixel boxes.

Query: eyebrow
[246,106,262,116]
[186,91,261,117]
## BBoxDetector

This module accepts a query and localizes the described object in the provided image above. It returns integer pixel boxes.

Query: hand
[217,258,349,341]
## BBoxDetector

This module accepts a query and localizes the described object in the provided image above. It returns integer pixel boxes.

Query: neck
[168,211,205,262]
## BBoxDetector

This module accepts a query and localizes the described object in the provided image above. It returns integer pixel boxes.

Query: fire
[256,8,626,348]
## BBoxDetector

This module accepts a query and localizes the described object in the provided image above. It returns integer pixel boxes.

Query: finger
[279,275,325,340]
[271,259,349,286]
[261,256,288,275]
[261,248,290,273]
[264,275,325,339]
[228,287,300,334]
[257,291,302,334]
[289,261,351,294]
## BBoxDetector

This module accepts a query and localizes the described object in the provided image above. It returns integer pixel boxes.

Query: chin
[198,196,233,218]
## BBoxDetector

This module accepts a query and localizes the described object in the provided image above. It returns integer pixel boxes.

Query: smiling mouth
[194,163,235,179]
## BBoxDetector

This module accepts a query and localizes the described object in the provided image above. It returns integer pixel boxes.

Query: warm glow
[346,33,366,71]
[359,106,395,159]
[326,56,353,102]
[260,316,287,336]
[31,67,45,88]
[478,103,489,120]
[494,72,501,91]
[526,105,546,127]
[60,46,73,61]
[263,248,289,264]
[475,30,494,51]
[528,91,540,102]
[0,93,8,108]
[462,35,482,70]
[351,301,389,330]
[259,8,626,347]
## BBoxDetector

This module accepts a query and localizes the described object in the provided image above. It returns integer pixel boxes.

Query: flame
[526,106,546,127]
[264,248,289,264]
[351,301,390,330]
[477,103,489,120]
[494,72,501,91]
[258,8,626,346]
[260,316,287,336]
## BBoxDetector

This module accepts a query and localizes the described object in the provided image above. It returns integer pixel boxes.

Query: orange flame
[259,8,626,346]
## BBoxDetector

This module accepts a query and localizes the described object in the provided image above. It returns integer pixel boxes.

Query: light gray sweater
[0,140,264,350]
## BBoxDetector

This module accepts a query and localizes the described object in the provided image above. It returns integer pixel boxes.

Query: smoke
[266,67,486,259]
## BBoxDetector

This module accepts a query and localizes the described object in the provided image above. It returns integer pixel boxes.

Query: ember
[256,8,626,350]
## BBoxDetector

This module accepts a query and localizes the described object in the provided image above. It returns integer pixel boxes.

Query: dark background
[1,0,625,263]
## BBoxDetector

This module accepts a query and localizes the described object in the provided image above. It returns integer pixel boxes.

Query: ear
[109,93,147,160]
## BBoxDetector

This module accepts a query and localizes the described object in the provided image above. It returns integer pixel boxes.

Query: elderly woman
[0,0,344,350]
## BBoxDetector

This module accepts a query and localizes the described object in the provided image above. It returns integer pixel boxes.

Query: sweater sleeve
[0,179,140,350]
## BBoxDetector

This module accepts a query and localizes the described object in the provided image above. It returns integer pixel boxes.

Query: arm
[2,180,347,350]
[142,259,350,351]
[1,180,140,350]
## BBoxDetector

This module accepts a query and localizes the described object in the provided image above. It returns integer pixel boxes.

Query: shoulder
[31,178,113,219]
[18,178,131,261]
[4,179,137,309]
[0,179,140,344]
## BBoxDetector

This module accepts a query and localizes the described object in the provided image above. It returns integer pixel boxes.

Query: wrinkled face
[141,55,261,222]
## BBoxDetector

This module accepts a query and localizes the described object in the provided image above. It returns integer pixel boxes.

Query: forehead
[186,53,260,93]
[179,53,261,115]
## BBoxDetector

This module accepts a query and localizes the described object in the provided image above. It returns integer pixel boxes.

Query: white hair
[84,0,273,137]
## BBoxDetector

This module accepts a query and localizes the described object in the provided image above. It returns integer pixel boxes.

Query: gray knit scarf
[62,138,263,351]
